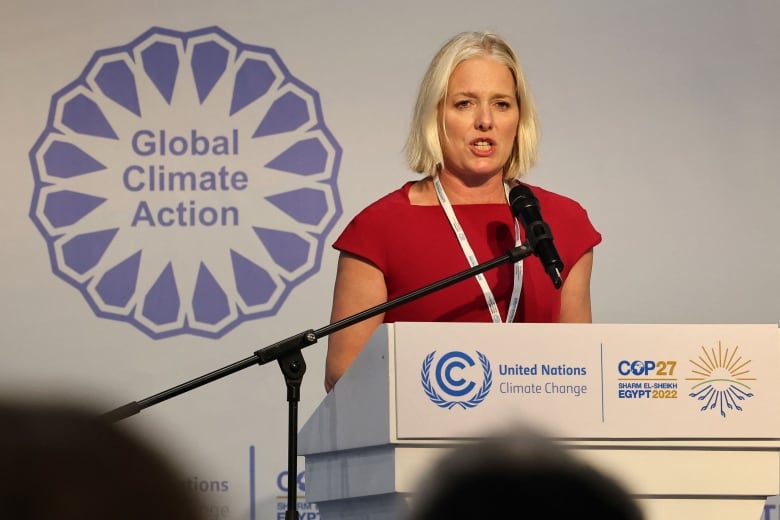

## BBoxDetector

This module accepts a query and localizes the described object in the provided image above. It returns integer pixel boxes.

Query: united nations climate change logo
[28,27,342,338]
[687,342,755,418]
[421,350,492,409]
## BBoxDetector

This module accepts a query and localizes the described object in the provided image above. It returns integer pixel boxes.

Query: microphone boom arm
[102,242,534,423]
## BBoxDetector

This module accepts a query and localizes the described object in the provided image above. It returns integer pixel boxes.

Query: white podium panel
[299,323,780,520]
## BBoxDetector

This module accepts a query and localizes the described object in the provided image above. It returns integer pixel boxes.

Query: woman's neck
[435,171,507,204]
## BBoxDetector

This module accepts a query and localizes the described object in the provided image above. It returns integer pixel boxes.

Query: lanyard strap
[433,175,523,323]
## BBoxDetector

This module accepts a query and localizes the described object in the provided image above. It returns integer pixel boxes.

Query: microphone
[508,184,564,289]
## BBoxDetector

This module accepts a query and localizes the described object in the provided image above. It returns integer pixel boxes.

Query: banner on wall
[29,26,342,339]
[26,26,342,519]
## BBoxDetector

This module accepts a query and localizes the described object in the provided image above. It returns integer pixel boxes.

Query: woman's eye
[454,100,471,108]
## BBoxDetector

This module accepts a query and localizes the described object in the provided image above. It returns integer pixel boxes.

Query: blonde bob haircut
[405,31,539,179]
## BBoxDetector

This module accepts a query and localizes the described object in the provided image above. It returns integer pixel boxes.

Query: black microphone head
[508,184,540,226]
[508,183,564,289]
[508,183,536,205]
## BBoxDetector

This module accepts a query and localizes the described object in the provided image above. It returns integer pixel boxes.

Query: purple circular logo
[29,27,342,339]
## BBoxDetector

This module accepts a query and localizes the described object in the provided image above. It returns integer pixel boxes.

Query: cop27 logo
[421,350,492,409]
[28,27,341,339]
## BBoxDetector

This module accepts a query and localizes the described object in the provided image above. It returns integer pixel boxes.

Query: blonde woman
[325,31,601,391]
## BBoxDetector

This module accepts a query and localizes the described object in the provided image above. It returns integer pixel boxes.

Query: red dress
[333,181,602,323]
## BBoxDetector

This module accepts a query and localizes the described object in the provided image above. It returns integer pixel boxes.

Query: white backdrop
[1,1,779,519]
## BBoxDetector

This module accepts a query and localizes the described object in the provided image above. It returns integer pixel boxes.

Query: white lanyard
[433,175,523,323]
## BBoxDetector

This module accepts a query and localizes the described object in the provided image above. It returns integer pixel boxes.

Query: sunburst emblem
[687,341,755,418]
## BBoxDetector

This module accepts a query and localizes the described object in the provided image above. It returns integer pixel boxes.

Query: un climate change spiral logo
[28,27,342,339]
[421,351,492,409]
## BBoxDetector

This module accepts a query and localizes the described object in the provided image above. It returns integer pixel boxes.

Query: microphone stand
[102,243,535,520]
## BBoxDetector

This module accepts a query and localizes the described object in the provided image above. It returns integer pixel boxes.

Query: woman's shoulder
[515,181,589,213]
[354,181,416,213]
[514,181,601,247]
[334,181,426,250]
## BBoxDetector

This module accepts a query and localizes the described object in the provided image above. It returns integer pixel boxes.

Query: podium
[299,322,780,519]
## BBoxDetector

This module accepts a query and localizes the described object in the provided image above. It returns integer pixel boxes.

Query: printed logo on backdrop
[421,350,492,409]
[274,468,318,520]
[28,26,342,338]
[616,340,755,419]
[248,446,319,520]
[686,342,755,418]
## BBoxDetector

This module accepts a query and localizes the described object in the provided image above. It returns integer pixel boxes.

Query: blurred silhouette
[406,427,644,520]
[0,399,205,520]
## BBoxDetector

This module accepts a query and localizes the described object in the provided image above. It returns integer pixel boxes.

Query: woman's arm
[324,252,388,392]
[558,249,594,323]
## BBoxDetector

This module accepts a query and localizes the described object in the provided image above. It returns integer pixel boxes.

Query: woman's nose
[475,107,494,131]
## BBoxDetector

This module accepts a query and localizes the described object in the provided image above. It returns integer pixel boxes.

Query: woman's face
[438,56,519,180]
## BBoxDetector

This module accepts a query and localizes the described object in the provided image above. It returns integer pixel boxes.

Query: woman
[325,31,601,391]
